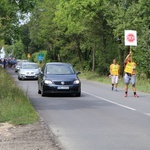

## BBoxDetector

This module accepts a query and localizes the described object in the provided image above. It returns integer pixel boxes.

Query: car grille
[26,76,35,78]
[54,81,73,85]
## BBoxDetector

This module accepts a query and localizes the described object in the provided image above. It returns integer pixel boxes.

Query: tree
[20,24,31,54]
[54,0,115,72]
[29,0,59,61]
[102,0,150,76]
[13,40,24,59]
[0,0,37,45]
[2,0,148,78]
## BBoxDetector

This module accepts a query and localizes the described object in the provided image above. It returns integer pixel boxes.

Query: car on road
[15,60,29,72]
[18,62,40,80]
[15,61,24,72]
[38,62,81,97]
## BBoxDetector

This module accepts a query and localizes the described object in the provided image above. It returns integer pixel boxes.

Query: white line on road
[144,113,150,117]
[82,91,136,111]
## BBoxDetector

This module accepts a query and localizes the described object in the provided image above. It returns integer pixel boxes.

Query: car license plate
[26,72,34,76]
[58,86,69,90]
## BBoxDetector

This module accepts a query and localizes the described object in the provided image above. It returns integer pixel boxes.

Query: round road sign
[124,30,137,46]
[127,34,135,42]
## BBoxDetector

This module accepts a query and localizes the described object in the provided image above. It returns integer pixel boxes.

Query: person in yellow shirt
[110,59,120,91]
[124,52,139,97]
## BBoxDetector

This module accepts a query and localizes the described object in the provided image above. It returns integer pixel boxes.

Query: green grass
[0,68,38,125]
[79,71,150,94]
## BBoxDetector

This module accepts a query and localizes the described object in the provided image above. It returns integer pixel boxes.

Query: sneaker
[115,89,118,92]
[134,94,139,98]
[125,94,127,97]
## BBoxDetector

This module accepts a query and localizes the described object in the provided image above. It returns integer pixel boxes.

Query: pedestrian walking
[110,59,120,91]
[124,51,139,97]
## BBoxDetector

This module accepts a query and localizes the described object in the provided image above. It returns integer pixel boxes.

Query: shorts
[111,75,119,84]
[124,73,136,85]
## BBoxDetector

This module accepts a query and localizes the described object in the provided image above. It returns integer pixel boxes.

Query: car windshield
[16,62,23,65]
[22,64,38,69]
[46,64,74,75]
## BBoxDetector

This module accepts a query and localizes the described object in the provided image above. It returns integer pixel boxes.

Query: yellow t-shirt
[124,62,136,74]
[110,64,120,76]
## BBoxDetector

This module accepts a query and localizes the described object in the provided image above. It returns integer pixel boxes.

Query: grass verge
[0,68,38,125]
[79,71,150,94]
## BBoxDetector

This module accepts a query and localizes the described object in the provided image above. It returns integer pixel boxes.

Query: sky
[17,12,31,25]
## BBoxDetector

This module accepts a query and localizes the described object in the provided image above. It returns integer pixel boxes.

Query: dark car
[38,62,81,97]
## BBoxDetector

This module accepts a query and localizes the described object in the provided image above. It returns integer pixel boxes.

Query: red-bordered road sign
[125,30,137,46]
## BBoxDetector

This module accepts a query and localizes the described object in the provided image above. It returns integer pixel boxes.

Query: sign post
[124,30,137,61]
[37,53,44,63]
[27,53,30,60]
[125,30,137,46]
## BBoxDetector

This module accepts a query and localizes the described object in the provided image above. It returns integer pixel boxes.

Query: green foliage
[1,0,150,79]
[21,53,27,60]
[30,50,47,63]
[20,24,31,54]
[13,40,24,59]
[2,44,13,57]
[0,0,37,46]
[8,0,37,13]
[0,68,38,125]
[134,28,150,78]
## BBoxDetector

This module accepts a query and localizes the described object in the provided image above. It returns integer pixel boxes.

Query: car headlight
[44,80,53,84]
[20,71,25,74]
[73,79,80,84]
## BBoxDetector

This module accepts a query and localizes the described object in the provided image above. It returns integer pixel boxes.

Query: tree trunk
[118,45,125,77]
[92,42,96,72]
[74,35,83,69]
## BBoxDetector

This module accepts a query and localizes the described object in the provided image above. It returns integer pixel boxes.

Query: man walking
[124,51,139,97]
[110,59,120,91]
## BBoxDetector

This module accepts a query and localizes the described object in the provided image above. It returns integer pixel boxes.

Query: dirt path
[0,118,62,150]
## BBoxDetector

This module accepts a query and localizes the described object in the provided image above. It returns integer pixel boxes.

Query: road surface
[8,68,150,150]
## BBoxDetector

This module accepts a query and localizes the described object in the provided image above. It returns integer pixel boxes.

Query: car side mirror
[40,70,44,74]
[76,71,81,75]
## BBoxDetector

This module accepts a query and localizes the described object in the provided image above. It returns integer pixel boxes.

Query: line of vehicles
[15,61,81,97]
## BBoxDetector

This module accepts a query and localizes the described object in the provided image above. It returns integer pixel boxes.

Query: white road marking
[144,113,150,116]
[82,91,136,111]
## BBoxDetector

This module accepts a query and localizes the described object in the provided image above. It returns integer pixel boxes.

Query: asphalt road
[8,68,150,150]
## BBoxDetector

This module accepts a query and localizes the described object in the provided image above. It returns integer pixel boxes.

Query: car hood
[45,74,79,81]
[20,69,39,72]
